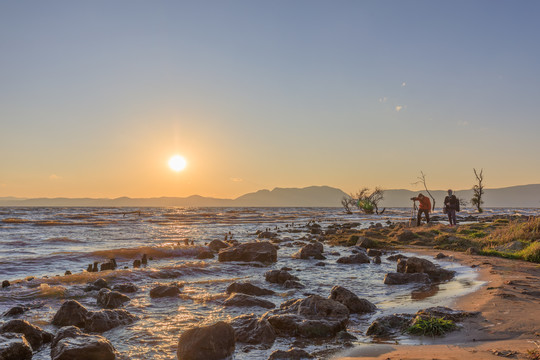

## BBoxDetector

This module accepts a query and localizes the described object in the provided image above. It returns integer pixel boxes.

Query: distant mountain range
[0,184,539,208]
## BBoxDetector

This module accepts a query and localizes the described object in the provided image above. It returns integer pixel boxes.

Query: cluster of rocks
[383,256,456,285]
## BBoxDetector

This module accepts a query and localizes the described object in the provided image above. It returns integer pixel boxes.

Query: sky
[1,0,539,199]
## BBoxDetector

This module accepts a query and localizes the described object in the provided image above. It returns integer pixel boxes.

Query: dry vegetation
[327,216,540,264]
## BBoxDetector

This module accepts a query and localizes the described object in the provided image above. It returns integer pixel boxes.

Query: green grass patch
[406,316,456,336]
[519,242,540,263]
[478,249,522,260]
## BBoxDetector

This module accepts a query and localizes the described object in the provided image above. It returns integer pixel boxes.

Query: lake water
[0,207,537,359]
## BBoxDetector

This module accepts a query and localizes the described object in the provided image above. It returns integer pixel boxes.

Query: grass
[406,316,456,336]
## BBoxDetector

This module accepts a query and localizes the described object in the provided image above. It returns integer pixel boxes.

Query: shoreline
[336,247,540,360]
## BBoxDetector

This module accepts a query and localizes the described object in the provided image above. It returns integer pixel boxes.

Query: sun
[168,155,187,172]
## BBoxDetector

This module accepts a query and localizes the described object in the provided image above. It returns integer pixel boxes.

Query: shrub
[406,316,456,336]
[520,242,540,263]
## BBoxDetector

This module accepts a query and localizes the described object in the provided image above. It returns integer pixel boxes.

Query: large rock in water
[292,242,324,260]
[150,285,180,298]
[223,293,275,309]
[84,309,137,333]
[52,300,89,328]
[265,269,299,284]
[177,321,235,360]
[230,314,276,345]
[51,326,117,360]
[329,286,376,314]
[0,333,33,360]
[397,256,455,282]
[366,314,414,337]
[218,241,277,263]
[208,239,229,252]
[97,288,130,308]
[337,253,370,264]
[226,282,275,296]
[0,319,52,351]
[268,348,314,359]
[383,272,431,285]
[265,295,349,338]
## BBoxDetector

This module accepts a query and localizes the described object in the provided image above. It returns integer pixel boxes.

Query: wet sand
[338,248,540,360]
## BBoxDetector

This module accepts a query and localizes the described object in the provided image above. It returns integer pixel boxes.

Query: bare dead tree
[341,196,353,214]
[471,168,485,213]
[412,171,436,211]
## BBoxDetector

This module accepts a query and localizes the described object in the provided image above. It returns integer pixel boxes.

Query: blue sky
[1,1,539,198]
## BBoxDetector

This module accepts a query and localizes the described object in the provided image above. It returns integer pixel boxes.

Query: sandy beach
[339,248,540,360]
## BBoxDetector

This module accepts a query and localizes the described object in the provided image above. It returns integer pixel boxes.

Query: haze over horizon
[2,1,539,199]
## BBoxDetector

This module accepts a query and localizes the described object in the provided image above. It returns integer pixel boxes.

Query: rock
[265,270,299,284]
[218,241,277,263]
[141,254,148,265]
[100,259,117,271]
[268,348,314,359]
[374,256,381,264]
[2,280,10,288]
[336,330,357,341]
[0,333,33,360]
[337,253,370,264]
[396,230,417,242]
[52,300,89,328]
[226,282,275,296]
[223,293,275,309]
[367,249,382,257]
[0,319,51,350]
[387,254,408,262]
[356,237,377,248]
[3,306,27,317]
[51,326,117,360]
[208,239,229,252]
[84,309,137,333]
[292,242,324,260]
[329,286,376,314]
[285,295,349,319]
[112,283,138,293]
[466,247,480,255]
[97,288,130,309]
[133,259,141,268]
[177,321,235,360]
[196,249,214,259]
[230,314,276,345]
[415,306,479,322]
[64,271,72,276]
[150,285,180,298]
[397,256,455,282]
[84,278,109,292]
[315,262,325,267]
[366,314,414,337]
[283,280,304,289]
[383,272,431,285]
[435,253,447,259]
[258,231,278,239]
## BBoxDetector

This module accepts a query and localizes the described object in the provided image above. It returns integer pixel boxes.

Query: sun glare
[168,155,187,172]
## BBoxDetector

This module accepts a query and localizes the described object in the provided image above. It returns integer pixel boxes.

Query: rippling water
[0,207,537,359]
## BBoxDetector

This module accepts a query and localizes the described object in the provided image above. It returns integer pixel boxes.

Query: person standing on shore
[411,193,431,226]
[444,189,459,226]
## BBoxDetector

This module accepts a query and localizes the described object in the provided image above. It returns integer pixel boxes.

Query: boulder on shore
[366,314,414,337]
[268,348,314,359]
[218,241,277,263]
[50,326,117,360]
[177,321,235,360]
[337,253,370,264]
[397,256,455,282]
[329,286,376,314]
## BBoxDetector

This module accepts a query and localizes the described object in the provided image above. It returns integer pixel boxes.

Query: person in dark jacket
[411,193,431,226]
[444,189,459,226]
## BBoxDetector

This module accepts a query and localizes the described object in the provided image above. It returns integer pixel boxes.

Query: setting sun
[168,155,187,172]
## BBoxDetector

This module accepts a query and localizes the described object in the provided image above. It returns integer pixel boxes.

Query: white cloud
[230,177,243,182]
[401,82,406,87]
[395,105,404,112]
[49,174,62,180]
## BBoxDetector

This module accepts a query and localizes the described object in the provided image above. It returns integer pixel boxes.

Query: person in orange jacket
[411,193,431,226]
